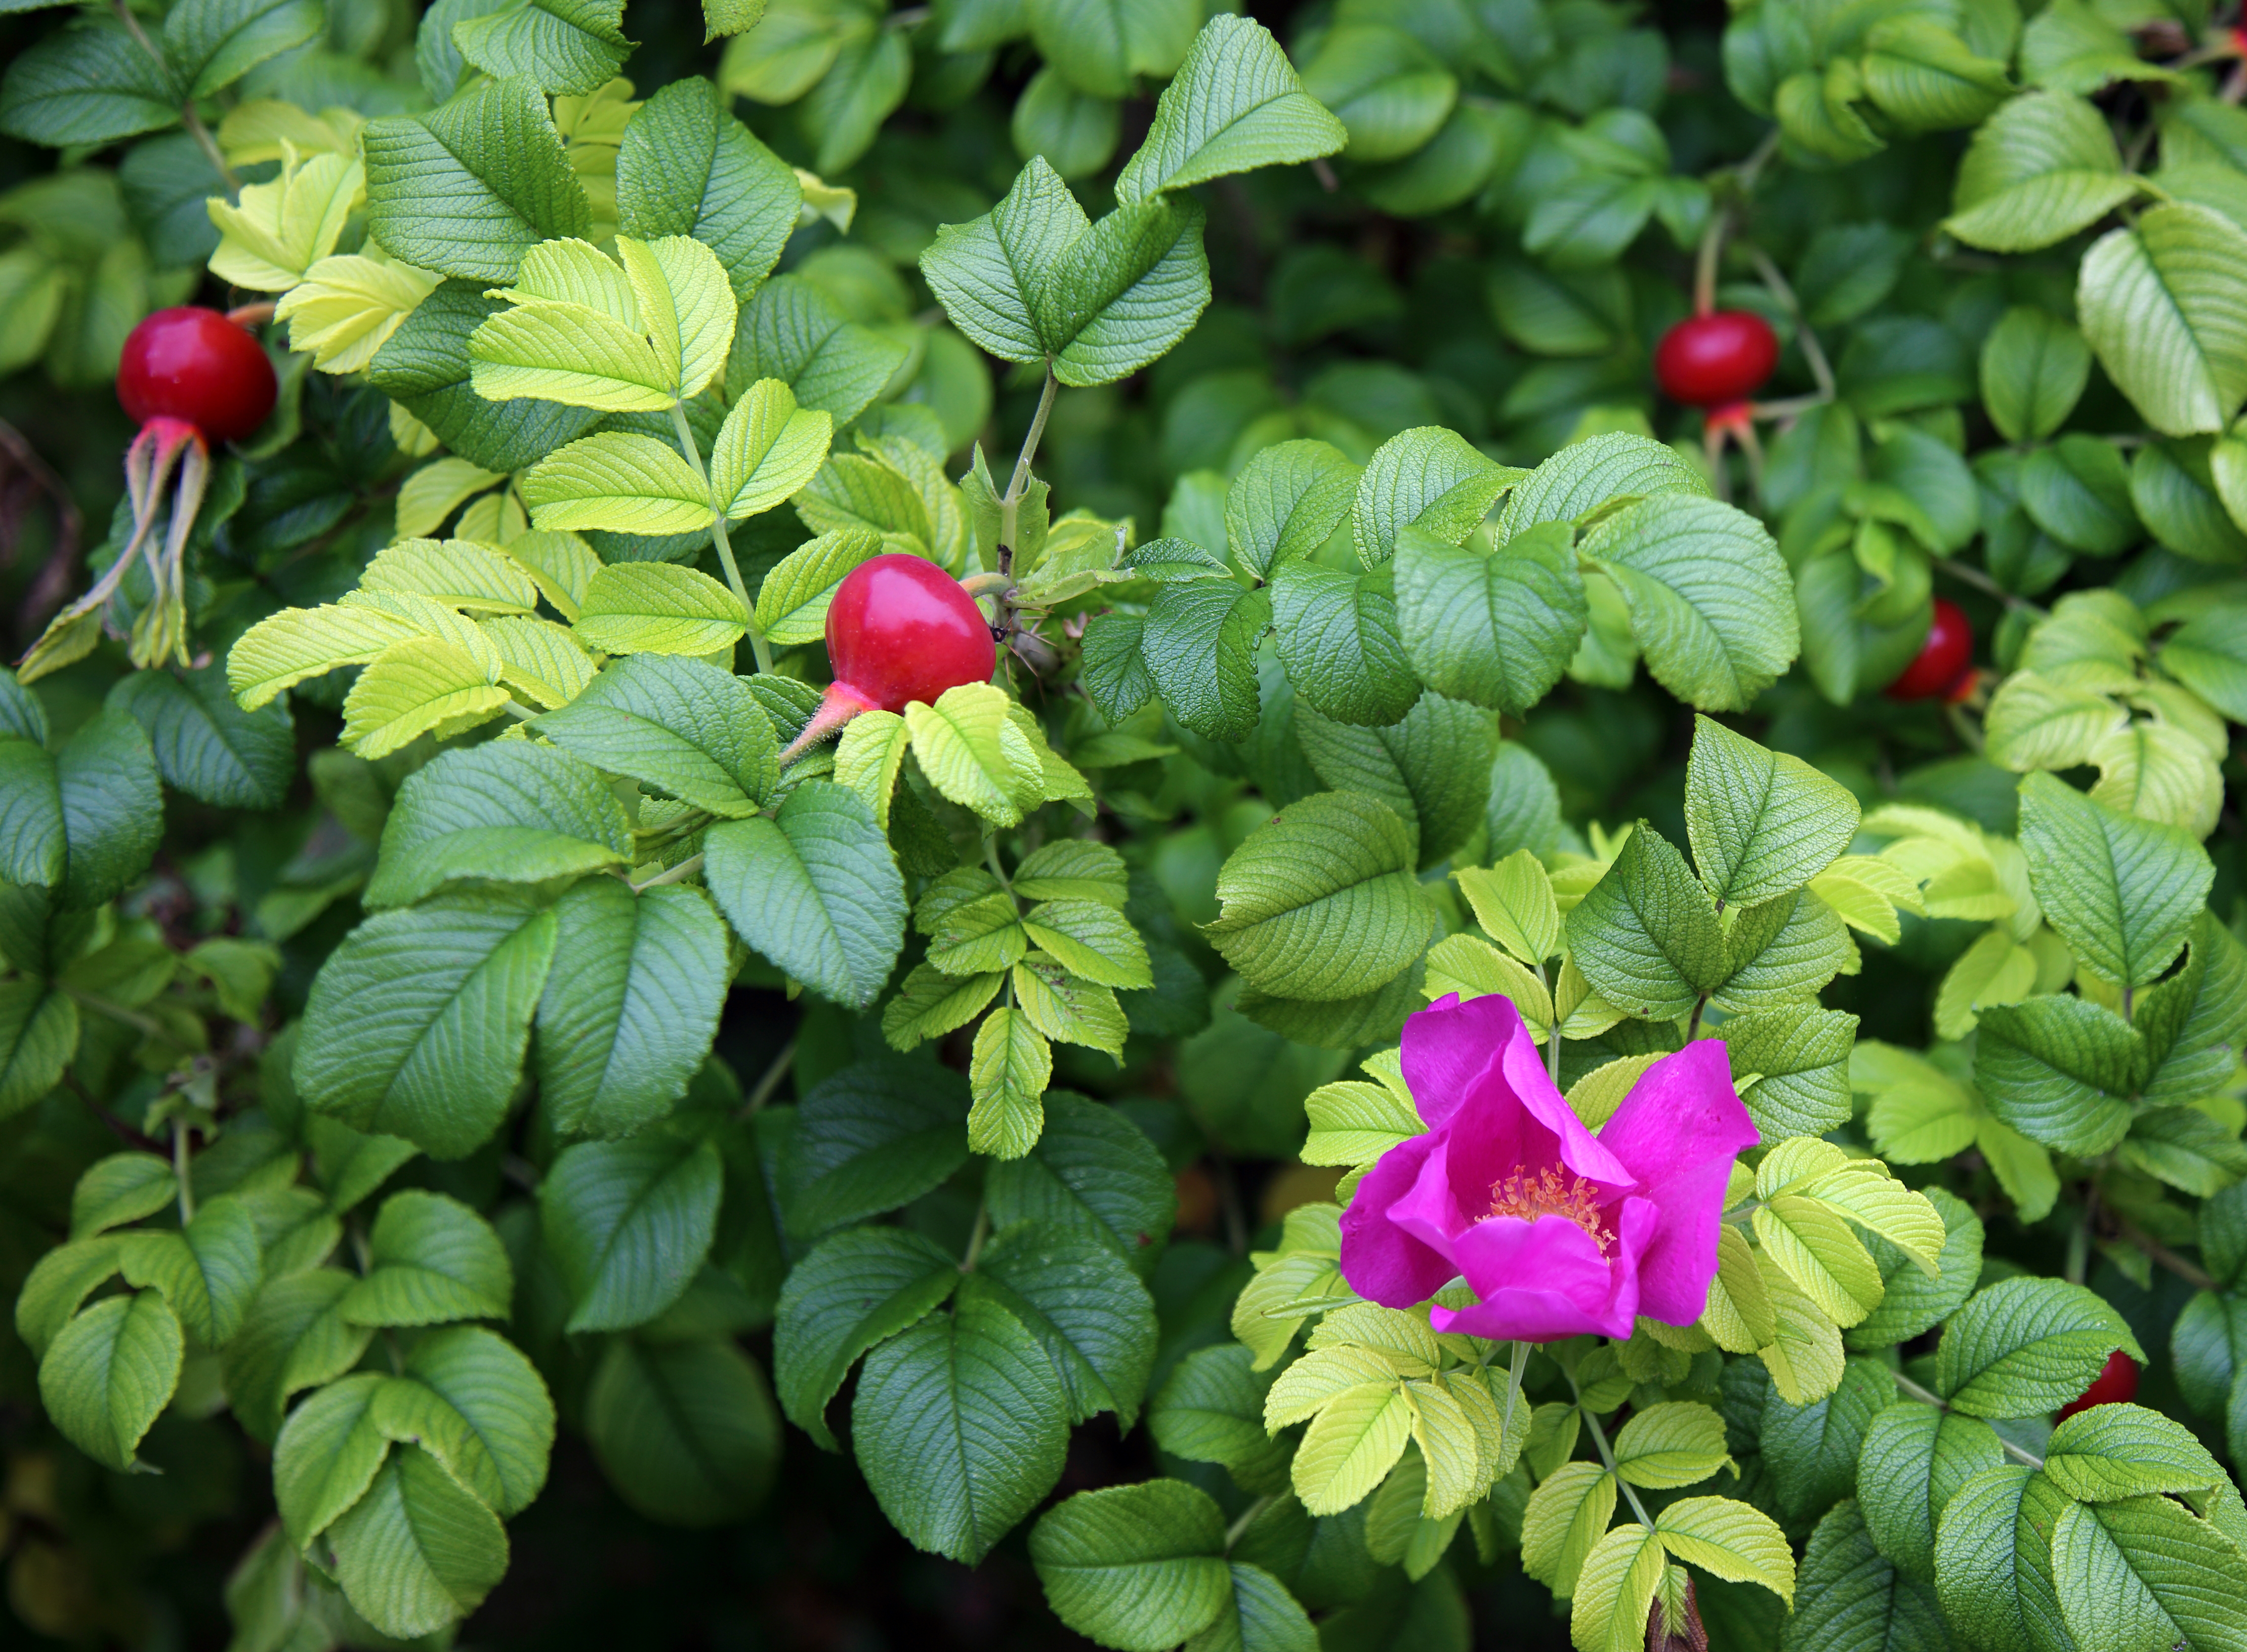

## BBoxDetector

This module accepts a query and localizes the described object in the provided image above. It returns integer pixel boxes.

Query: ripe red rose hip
[2056,1348,2139,1422]
[1885,598,1975,702]
[1654,310,1779,407]
[783,553,997,759]
[116,307,276,444]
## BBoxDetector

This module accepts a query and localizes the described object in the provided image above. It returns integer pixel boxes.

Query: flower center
[1488,1165,1612,1256]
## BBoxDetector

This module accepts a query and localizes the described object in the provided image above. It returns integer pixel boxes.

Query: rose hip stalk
[780,552,997,761]
[19,306,276,681]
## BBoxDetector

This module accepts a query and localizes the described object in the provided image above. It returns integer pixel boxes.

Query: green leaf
[2161,606,2247,719]
[2020,436,2141,555]
[902,683,1043,823]
[2042,1403,2226,1502]
[575,562,748,655]
[853,1293,1069,1563]
[1856,1403,2008,1586]
[969,1007,1052,1160]
[759,529,882,648]
[1294,693,1494,870]
[962,1222,1157,1427]
[1392,522,1584,717]
[338,635,511,761]
[1684,714,1859,908]
[1973,994,2139,1154]
[362,76,591,283]
[535,653,777,817]
[1268,562,1422,728]
[534,879,728,1139]
[584,1334,779,1526]
[1521,1460,1617,1597]
[323,1444,509,1638]
[118,1195,263,1347]
[1788,1500,1951,1650]
[1114,14,1343,202]
[275,1371,391,1549]
[542,1133,722,1333]
[2079,203,2247,438]
[984,1091,1174,1263]
[1718,1003,1859,1140]
[1933,1465,2074,1652]
[525,427,716,533]
[1300,26,1454,163]
[1025,0,1196,100]
[1203,792,1426,1002]
[69,1153,177,1241]
[2050,1494,2247,1652]
[1981,307,2093,445]
[1141,579,1270,743]
[296,894,557,1160]
[1937,1276,2144,1418]
[617,76,797,300]
[773,1224,960,1451]
[705,781,905,1010]
[107,664,293,810]
[342,1190,513,1328]
[1845,1186,1985,1353]
[1565,823,1728,1020]
[1,710,163,910]
[163,0,321,98]
[377,1325,555,1516]
[2133,438,2247,564]
[1944,89,2136,252]
[369,281,601,473]
[710,379,832,521]
[1861,18,2009,132]
[783,1056,970,1238]
[363,741,632,910]
[1570,1523,1666,1652]
[1580,496,1798,712]
[38,1289,181,1471]
[728,274,908,427]
[1652,1495,1796,1604]
[452,0,632,97]
[0,980,76,1120]
[1498,433,1708,535]
[222,1270,375,1443]
[2017,772,2212,987]
[0,19,180,148]
[1225,439,1359,579]
[1351,427,1518,569]
[1611,1402,1732,1490]
[1029,1480,1229,1650]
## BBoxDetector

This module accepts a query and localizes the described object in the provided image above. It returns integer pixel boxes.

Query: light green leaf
[323,1444,509,1638]
[522,431,716,536]
[1351,427,1518,569]
[340,637,511,760]
[118,1195,263,1347]
[452,0,633,97]
[341,1191,512,1328]
[1114,14,1343,202]
[2016,771,2212,986]
[1654,1495,1795,1603]
[1944,89,2136,252]
[2050,1494,2247,1652]
[969,1007,1052,1160]
[1982,307,2093,444]
[2043,1403,2226,1503]
[710,378,833,520]
[2079,203,2247,437]
[903,683,1044,825]
[38,1289,181,1472]
[574,561,748,654]
[376,1325,555,1516]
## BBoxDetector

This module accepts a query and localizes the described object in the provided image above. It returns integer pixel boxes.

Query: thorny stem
[1893,1369,2045,1469]
[1578,1399,1656,1528]
[1224,1493,1277,1550]
[961,1203,992,1272]
[173,1118,195,1224]
[1745,247,1835,402]
[669,402,770,669]
[632,851,704,890]
[740,1038,798,1117]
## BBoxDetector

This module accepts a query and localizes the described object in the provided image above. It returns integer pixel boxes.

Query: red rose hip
[1654,310,1779,407]
[2055,1348,2138,1422]
[116,307,276,444]
[1885,598,1975,702]
[783,553,996,759]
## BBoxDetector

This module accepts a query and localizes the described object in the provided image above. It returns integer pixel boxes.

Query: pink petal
[1596,1041,1761,1325]
[1339,1132,1459,1308]
[1399,993,1519,1128]
[1437,1206,1642,1341]
[1498,1019,1634,1189]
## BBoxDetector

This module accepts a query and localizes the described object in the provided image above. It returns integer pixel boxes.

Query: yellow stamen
[1488,1165,1612,1256]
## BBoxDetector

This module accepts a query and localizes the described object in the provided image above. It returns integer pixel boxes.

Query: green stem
[2115,1218,2217,1291]
[1935,556,2046,616]
[632,851,704,890]
[670,401,769,668]
[1744,246,1835,402]
[1687,994,1708,1041]
[961,1202,992,1272]
[1578,1399,1655,1528]
[173,1118,195,1224]
[1224,1493,1276,1551]
[740,1038,798,1117]
[112,0,239,195]
[998,365,1058,572]
[64,985,168,1040]
[1536,962,1561,1089]
[1504,1338,1530,1433]
[985,837,1012,890]
[1892,1369,2045,1469]
[503,697,541,723]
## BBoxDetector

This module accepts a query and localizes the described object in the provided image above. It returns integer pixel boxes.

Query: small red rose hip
[116,307,276,444]
[783,553,996,759]
[2056,1348,2139,1422]
[1654,311,1779,407]
[1885,598,1975,702]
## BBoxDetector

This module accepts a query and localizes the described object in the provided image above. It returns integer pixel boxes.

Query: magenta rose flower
[1338,992,1759,1342]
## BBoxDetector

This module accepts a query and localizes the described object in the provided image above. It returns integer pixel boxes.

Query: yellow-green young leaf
[1569,1523,1666,1652]
[1012,956,1128,1059]
[1454,850,1561,964]
[1566,1054,1664,1131]
[755,527,882,646]
[2078,203,2247,438]
[1293,1381,1413,1516]
[1408,1377,1483,1519]
[1267,1345,1407,1429]
[1803,1166,1947,1273]
[1302,1078,1423,1168]
[38,1290,183,1471]
[394,461,508,543]
[1944,90,2138,252]
[575,563,747,655]
[881,963,1003,1051]
[481,616,596,708]
[1553,958,1627,1040]
[711,379,833,520]
[968,1008,1050,1160]
[1755,1137,1852,1197]
[472,234,733,408]
[1421,935,1553,1034]
[341,638,511,758]
[279,250,442,374]
[228,603,422,709]
[1654,1497,1796,1604]
[1611,1402,1733,1490]
[1011,841,1130,907]
[208,144,363,291]
[501,530,602,623]
[219,100,363,166]
[1006,706,1094,808]
[833,708,909,828]
[904,683,1044,825]
[1983,669,2122,770]
[2087,717,2223,839]
[1521,1461,1617,1598]
[1856,1042,1979,1164]
[1231,1250,1346,1370]
[523,432,716,536]
[1019,900,1152,990]
[457,491,527,546]
[1754,1195,1885,1327]
[1755,1253,1847,1406]
[1809,853,1925,944]
[1933,926,2038,1040]
[363,539,542,614]
[1701,1224,1776,1353]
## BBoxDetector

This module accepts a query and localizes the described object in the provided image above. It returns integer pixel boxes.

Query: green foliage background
[6,0,2247,1649]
